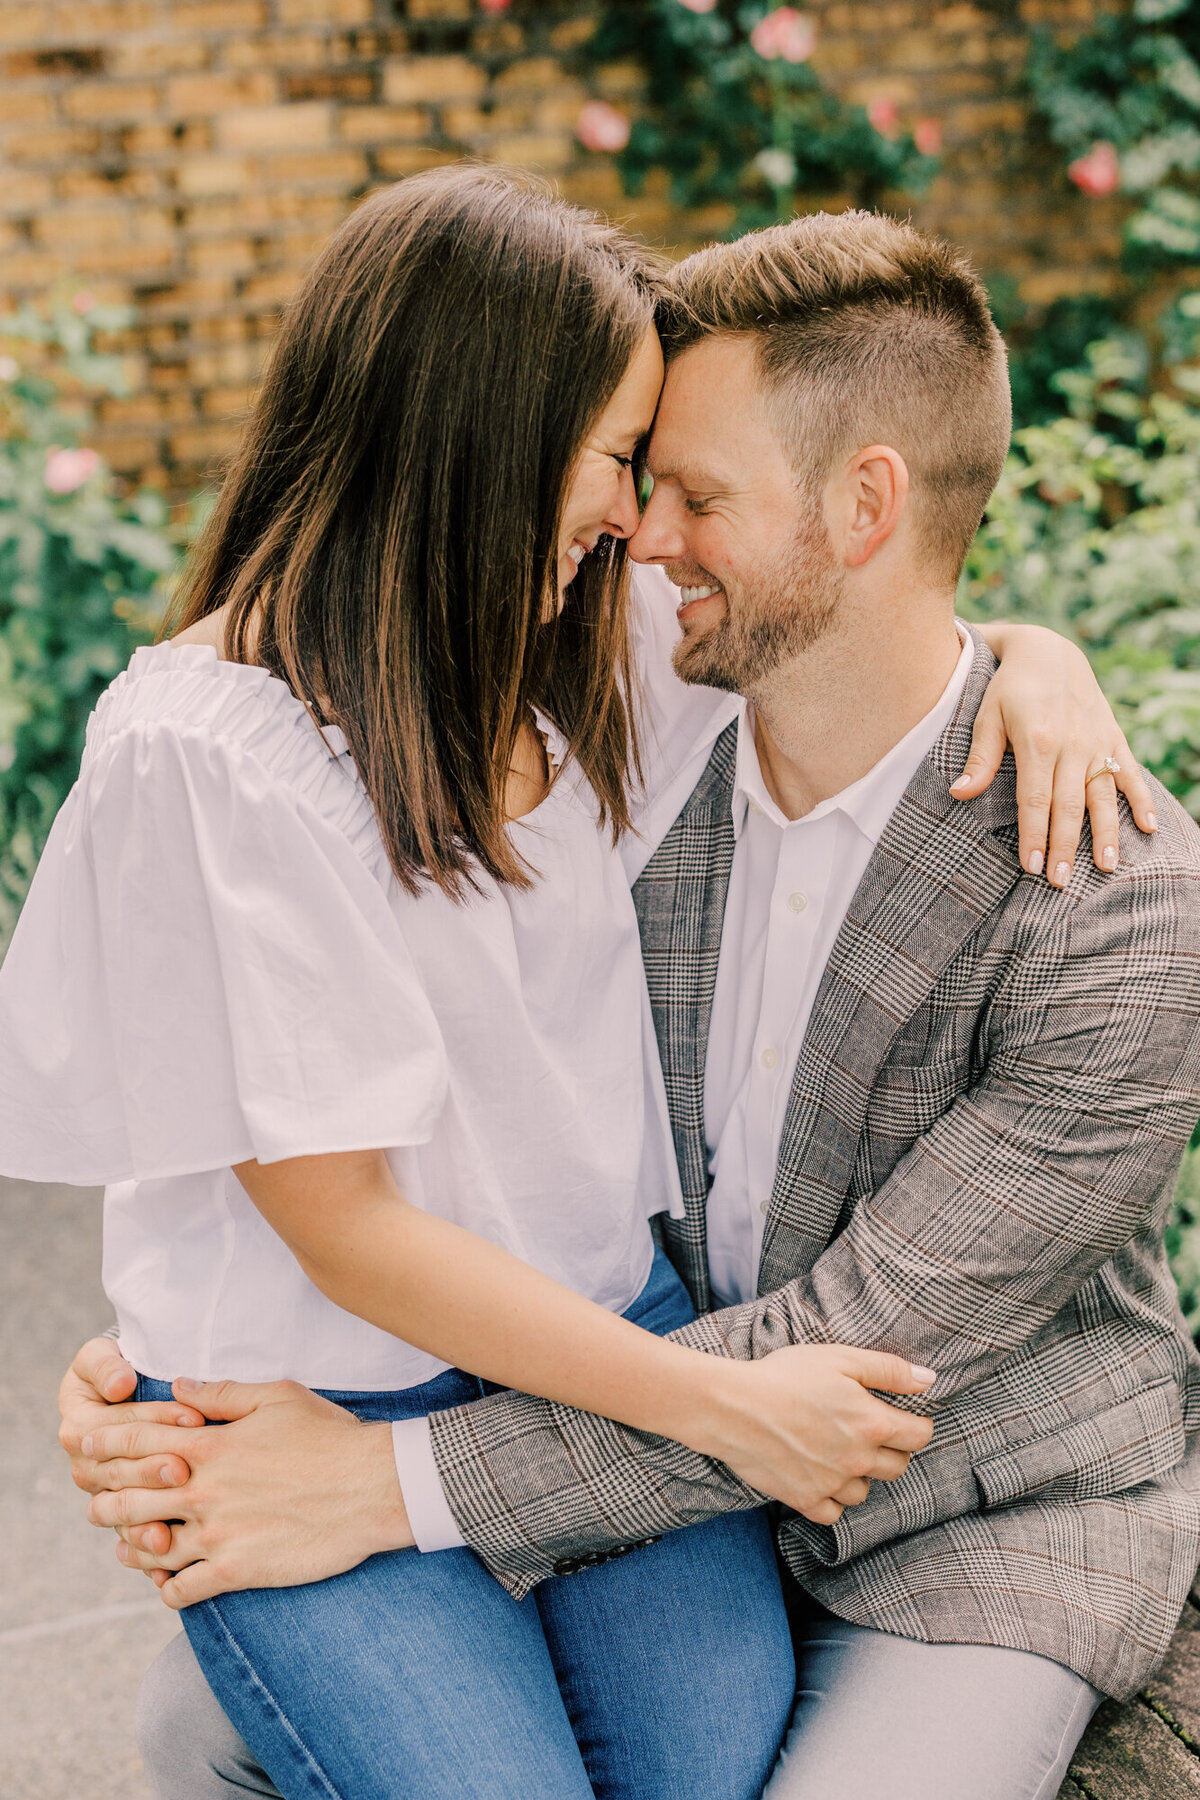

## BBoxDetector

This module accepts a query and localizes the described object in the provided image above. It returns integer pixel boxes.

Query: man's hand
[698,1343,936,1526]
[63,1362,415,1608]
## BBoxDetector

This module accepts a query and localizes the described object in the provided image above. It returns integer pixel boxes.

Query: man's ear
[839,444,909,568]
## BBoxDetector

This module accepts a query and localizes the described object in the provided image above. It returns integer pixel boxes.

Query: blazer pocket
[973,1378,1184,1510]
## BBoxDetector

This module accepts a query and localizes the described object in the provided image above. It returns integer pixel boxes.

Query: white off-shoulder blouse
[0,566,736,1390]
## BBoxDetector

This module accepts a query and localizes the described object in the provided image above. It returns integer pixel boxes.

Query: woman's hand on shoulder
[954,621,1157,887]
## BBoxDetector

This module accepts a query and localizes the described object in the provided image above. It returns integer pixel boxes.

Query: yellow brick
[166,71,277,115]
[175,0,267,27]
[257,148,366,185]
[239,268,301,306]
[0,246,70,284]
[62,81,160,121]
[383,54,485,104]
[441,102,493,140]
[173,156,252,197]
[58,167,162,202]
[0,90,56,124]
[141,275,234,315]
[594,62,643,102]
[34,205,129,246]
[375,144,461,177]
[336,105,428,143]
[188,236,258,275]
[222,31,328,69]
[493,57,562,95]
[844,76,918,106]
[217,100,332,150]
[109,38,210,75]
[123,120,212,156]
[169,421,243,463]
[276,0,370,21]
[549,17,596,51]
[0,169,54,211]
[0,7,52,45]
[75,240,177,276]
[484,132,571,172]
[50,0,157,31]
[934,3,992,25]
[202,382,257,416]
[532,93,592,134]
[97,430,166,471]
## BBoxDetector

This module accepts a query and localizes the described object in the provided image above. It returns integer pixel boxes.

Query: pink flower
[44,446,100,494]
[676,0,718,10]
[750,8,817,63]
[72,290,97,315]
[867,96,900,139]
[1068,141,1120,197]
[913,117,941,156]
[0,355,19,382]
[576,101,631,154]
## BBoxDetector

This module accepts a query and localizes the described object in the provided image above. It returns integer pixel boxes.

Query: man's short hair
[660,211,1012,584]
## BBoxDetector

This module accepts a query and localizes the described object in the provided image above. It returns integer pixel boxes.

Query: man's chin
[671,630,741,693]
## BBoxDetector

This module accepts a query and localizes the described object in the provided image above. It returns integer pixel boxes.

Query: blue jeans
[136,1249,795,1800]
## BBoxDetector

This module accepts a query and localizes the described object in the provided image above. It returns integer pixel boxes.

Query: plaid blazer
[428,636,1200,1699]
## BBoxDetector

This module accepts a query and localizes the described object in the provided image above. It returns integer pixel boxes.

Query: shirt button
[787,891,808,913]
[759,1199,769,1216]
[760,1047,778,1071]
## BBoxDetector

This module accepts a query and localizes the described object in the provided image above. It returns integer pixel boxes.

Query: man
[64,212,1200,1797]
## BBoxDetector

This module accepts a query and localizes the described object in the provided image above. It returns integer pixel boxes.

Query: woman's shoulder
[82,641,384,871]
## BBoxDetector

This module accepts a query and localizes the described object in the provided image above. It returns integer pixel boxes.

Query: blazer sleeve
[425,849,1200,1598]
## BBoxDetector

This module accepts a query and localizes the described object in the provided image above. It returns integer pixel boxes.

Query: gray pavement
[1,1177,178,1797]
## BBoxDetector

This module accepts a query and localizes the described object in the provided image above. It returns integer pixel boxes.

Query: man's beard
[673,507,844,694]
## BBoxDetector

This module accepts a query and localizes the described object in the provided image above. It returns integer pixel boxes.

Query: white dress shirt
[402,624,973,1548]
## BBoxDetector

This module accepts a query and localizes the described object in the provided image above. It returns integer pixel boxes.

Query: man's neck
[748,590,961,822]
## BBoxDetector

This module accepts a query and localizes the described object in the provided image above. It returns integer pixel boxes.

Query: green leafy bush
[583,1,937,235]
[959,316,1200,818]
[1028,0,1200,267]
[0,299,190,939]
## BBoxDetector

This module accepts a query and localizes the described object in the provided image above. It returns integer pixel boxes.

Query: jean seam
[198,1600,344,1800]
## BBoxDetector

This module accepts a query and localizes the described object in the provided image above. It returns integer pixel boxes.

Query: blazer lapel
[758,636,1023,1296]
[633,721,739,1311]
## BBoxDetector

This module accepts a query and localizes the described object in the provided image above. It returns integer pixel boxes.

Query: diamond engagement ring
[1085,756,1122,785]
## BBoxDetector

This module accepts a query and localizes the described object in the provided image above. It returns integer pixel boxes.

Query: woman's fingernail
[158,1464,176,1486]
[1101,845,1117,871]
[116,1541,131,1564]
[910,1366,937,1384]
[1147,811,1158,831]
[949,774,972,793]
[103,1375,127,1398]
[1054,861,1071,886]
[174,1377,203,1394]
[81,1435,94,1458]
[1027,850,1044,876]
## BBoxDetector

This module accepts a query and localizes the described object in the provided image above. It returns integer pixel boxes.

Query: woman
[4,168,1146,1800]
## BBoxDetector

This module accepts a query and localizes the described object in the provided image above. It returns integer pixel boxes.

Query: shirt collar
[731,625,974,844]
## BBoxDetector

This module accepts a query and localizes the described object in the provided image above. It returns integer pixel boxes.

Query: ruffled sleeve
[0,648,448,1184]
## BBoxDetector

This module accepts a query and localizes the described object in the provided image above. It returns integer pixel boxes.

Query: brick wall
[0,0,1121,495]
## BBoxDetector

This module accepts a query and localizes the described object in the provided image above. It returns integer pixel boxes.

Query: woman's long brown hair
[167,166,662,895]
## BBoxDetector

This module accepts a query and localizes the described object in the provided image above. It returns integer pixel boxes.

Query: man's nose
[628,490,689,566]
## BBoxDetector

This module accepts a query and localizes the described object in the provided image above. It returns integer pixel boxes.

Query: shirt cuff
[391,1416,467,1552]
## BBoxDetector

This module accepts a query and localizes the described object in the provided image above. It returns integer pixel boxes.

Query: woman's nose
[604,466,641,542]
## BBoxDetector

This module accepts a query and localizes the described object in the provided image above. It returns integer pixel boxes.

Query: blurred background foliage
[1,0,1198,1305]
